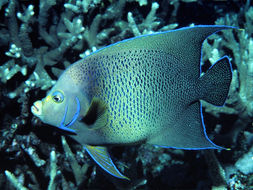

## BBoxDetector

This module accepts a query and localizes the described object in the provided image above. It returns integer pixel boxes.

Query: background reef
[0,0,253,189]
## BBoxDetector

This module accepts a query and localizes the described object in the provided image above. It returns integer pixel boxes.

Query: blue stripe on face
[65,97,81,128]
[58,97,80,133]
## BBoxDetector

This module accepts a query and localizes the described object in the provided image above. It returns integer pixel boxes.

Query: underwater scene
[0,0,253,189]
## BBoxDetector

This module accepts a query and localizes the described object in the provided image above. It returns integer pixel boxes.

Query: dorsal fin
[81,97,108,129]
[100,25,235,78]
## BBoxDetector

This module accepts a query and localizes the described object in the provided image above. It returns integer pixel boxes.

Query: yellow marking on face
[44,95,51,103]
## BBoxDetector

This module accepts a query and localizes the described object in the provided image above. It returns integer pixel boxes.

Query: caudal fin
[199,56,232,106]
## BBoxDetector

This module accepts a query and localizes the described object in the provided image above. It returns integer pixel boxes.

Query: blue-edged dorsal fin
[154,26,234,78]
[84,145,129,180]
[99,25,235,79]
[148,102,223,150]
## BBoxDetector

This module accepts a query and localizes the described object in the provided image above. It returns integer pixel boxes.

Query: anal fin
[148,102,223,150]
[84,145,129,180]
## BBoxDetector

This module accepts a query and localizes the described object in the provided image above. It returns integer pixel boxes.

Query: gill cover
[57,97,80,133]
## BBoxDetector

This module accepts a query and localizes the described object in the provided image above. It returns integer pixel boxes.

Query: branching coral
[199,3,253,188]
[235,145,253,175]
[1,0,253,189]
[5,170,28,190]
[126,2,178,36]
[47,150,57,190]
[0,0,180,99]
[64,0,102,14]
[202,4,253,146]
[1,0,55,98]
[61,136,88,186]
[4,137,89,190]
[1,0,164,98]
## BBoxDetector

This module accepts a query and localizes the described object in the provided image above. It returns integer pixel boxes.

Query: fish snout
[31,100,43,117]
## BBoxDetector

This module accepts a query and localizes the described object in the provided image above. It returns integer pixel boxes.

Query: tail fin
[199,56,232,106]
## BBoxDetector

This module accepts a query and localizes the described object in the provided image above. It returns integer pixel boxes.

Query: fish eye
[52,91,64,103]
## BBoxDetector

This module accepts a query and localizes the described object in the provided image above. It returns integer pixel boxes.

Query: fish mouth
[31,101,43,117]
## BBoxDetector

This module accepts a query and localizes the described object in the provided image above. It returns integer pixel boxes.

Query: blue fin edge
[154,102,226,150]
[82,25,237,59]
[154,26,234,150]
[84,145,129,180]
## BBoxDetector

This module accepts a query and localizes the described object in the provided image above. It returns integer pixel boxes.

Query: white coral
[17,4,34,23]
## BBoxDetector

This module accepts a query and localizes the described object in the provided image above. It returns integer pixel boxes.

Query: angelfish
[31,25,233,180]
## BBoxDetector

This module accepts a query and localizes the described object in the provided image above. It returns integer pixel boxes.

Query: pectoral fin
[84,145,129,180]
[81,98,108,130]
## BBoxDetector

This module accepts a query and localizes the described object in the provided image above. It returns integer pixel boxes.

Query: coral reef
[0,0,253,189]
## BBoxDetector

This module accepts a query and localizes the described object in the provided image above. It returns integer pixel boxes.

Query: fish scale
[31,26,234,179]
[65,50,192,144]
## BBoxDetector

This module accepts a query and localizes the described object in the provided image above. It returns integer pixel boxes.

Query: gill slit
[58,97,80,133]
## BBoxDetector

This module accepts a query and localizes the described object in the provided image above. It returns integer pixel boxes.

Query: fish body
[31,25,233,179]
